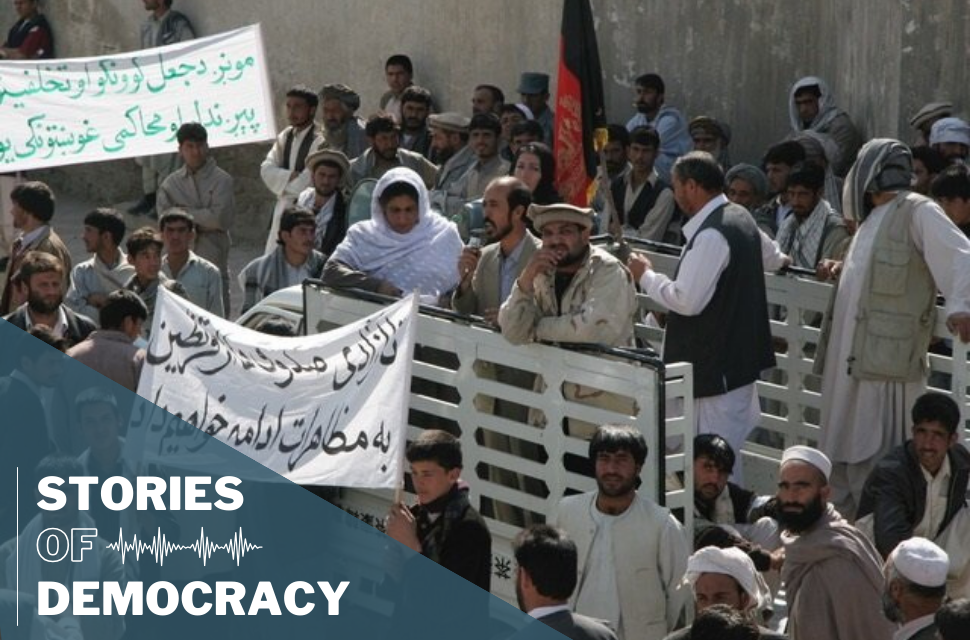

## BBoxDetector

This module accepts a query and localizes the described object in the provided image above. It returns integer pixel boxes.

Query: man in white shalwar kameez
[818,139,970,518]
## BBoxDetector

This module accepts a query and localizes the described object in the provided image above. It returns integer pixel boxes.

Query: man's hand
[481,307,499,325]
[457,247,481,292]
[769,548,785,572]
[516,249,559,294]
[376,281,403,297]
[816,259,843,281]
[386,503,421,552]
[626,252,653,283]
[947,312,970,343]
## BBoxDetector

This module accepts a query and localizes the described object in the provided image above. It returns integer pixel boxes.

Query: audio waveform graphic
[105,526,263,567]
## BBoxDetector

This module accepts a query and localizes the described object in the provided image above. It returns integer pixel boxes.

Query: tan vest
[850,192,937,381]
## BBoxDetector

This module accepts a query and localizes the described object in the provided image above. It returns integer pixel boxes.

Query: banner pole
[393,292,420,504]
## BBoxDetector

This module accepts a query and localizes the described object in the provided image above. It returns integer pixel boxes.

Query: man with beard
[551,425,688,640]
[347,115,437,190]
[319,83,367,159]
[399,85,434,159]
[260,85,325,253]
[4,251,95,346]
[472,84,504,116]
[774,163,848,269]
[441,113,509,218]
[453,177,539,322]
[511,524,618,640]
[929,117,970,165]
[856,392,970,558]
[428,112,474,199]
[881,538,950,640]
[628,152,788,481]
[776,445,894,640]
[499,203,637,347]
[624,73,691,183]
[296,149,351,256]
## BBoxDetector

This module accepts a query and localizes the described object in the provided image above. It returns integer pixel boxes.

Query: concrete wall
[4,1,967,239]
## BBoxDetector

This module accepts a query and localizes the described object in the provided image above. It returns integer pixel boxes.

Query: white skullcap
[930,117,970,147]
[781,445,832,480]
[889,537,949,588]
[684,546,769,610]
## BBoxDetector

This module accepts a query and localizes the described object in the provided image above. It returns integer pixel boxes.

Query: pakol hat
[305,149,350,176]
[527,203,595,232]
[428,112,470,134]
[910,102,953,129]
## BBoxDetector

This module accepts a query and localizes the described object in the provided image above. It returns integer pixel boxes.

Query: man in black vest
[628,151,789,480]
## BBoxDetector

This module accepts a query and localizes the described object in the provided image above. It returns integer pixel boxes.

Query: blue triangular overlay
[0,320,568,640]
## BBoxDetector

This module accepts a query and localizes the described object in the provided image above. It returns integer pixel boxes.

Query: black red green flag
[554,0,607,207]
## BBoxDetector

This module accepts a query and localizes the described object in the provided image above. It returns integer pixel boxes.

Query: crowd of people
[4,1,970,639]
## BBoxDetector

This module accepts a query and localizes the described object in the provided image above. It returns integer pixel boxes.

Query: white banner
[0,24,276,172]
[133,288,417,489]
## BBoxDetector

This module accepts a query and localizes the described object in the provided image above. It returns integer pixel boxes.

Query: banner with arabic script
[0,24,276,172]
[133,288,417,488]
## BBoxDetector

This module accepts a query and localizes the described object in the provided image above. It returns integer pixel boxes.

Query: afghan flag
[554,0,607,207]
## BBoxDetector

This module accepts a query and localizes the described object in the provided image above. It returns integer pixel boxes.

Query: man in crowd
[752,141,806,237]
[776,445,894,640]
[517,72,554,144]
[4,251,94,347]
[604,124,631,182]
[319,83,368,159]
[913,146,947,196]
[628,152,788,479]
[551,425,688,640]
[428,112,474,202]
[725,164,769,213]
[472,84,504,116]
[817,139,970,517]
[239,207,325,314]
[67,290,147,393]
[0,0,53,59]
[774,163,848,269]
[65,208,134,322]
[882,537,950,640]
[856,392,970,557]
[379,54,421,123]
[788,76,862,176]
[931,163,970,232]
[513,524,618,640]
[625,73,691,183]
[296,149,351,256]
[611,125,676,242]
[500,202,637,348]
[399,85,434,159]
[663,546,783,640]
[2,181,71,314]
[158,209,224,317]
[385,429,491,589]
[260,85,325,253]
[910,101,953,147]
[157,122,234,313]
[348,115,437,189]
[440,113,509,218]
[130,0,195,216]
[453,177,539,322]
[689,116,731,169]
[929,116,970,165]
[124,226,186,338]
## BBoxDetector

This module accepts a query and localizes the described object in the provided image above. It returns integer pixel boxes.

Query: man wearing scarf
[788,76,862,177]
[816,139,970,519]
[775,163,848,270]
[385,430,491,589]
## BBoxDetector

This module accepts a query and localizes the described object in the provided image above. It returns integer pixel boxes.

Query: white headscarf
[329,167,463,296]
[789,76,841,133]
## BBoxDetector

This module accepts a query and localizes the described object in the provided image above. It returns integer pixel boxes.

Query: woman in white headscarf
[322,166,463,303]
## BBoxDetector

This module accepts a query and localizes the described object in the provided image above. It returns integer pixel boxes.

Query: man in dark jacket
[857,392,970,558]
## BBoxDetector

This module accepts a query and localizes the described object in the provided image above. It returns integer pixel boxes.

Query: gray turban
[725,163,769,197]
[319,83,361,112]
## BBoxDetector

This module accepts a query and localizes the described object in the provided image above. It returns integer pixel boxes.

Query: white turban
[684,546,770,611]
[889,537,949,588]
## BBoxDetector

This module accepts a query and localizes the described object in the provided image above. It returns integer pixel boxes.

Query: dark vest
[611,173,667,230]
[663,203,775,397]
